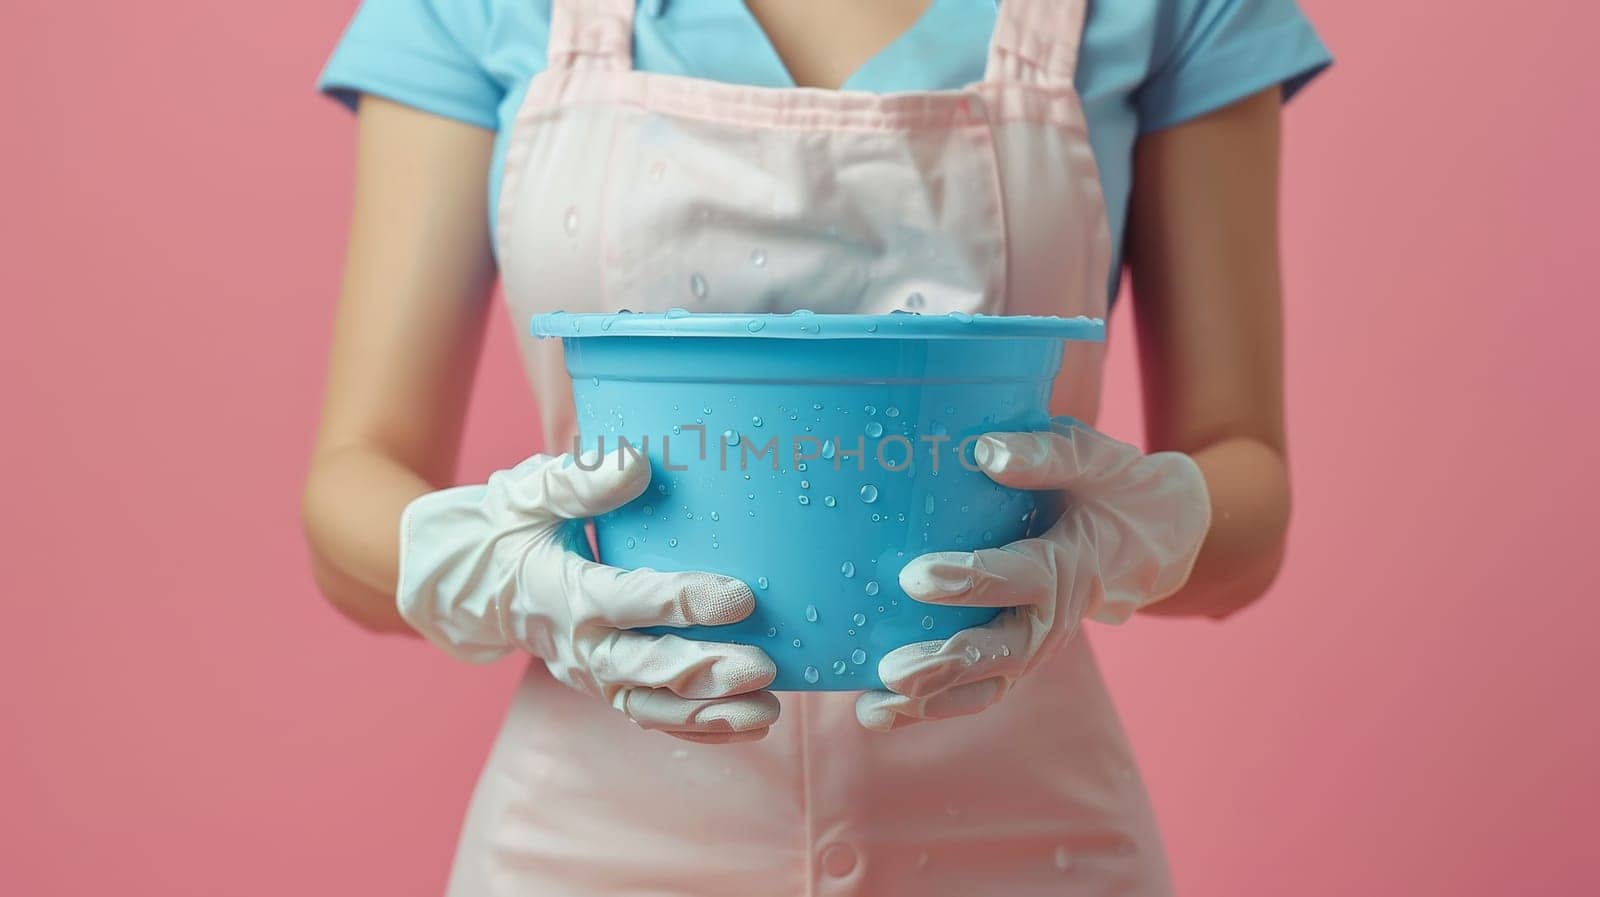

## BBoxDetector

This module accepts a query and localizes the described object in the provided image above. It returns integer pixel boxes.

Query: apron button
[820,843,858,877]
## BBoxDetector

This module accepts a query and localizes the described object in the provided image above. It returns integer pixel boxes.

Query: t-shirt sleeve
[1136,0,1332,135]
[316,0,507,130]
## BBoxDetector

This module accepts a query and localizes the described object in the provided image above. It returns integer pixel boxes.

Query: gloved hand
[398,448,780,744]
[856,418,1211,732]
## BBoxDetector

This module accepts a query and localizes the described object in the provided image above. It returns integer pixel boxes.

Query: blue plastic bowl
[532,310,1104,690]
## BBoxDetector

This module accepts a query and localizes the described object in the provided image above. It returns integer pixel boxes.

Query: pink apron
[462,0,1171,893]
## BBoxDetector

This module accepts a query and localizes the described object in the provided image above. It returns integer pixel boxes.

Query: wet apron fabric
[466,0,1171,893]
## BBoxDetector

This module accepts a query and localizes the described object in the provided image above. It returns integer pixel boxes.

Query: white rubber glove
[398,448,780,744]
[856,418,1211,732]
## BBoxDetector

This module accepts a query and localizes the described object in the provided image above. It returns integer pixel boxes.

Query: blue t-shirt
[318,0,1330,299]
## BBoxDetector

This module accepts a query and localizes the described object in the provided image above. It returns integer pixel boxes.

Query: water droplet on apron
[668,538,678,548]
[831,660,847,675]
[840,561,855,578]
[823,495,837,508]
[1053,846,1072,871]
[803,666,820,684]
[797,495,810,506]
[624,536,636,549]
[756,576,769,589]
[751,416,764,428]
[805,605,819,623]
[821,440,836,461]
[852,612,867,626]
[859,484,879,503]
[863,582,879,598]
[793,637,803,649]
[851,648,867,665]
[864,404,877,416]
[865,421,884,438]
[921,615,935,630]
[723,429,740,446]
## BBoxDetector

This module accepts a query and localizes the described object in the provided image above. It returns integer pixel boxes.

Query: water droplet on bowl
[746,318,766,333]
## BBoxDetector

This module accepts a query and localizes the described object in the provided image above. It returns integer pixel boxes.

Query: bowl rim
[530,309,1106,342]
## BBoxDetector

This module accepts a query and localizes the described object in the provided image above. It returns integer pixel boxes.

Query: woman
[303,0,1330,893]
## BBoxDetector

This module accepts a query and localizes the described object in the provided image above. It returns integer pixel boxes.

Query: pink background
[4,1,1597,894]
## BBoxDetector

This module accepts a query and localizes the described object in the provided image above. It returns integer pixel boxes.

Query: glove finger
[618,687,781,736]
[669,729,773,745]
[972,425,1140,492]
[572,563,756,629]
[898,540,1058,608]
[589,631,776,699]
[497,447,652,522]
[877,612,1032,699]
[855,678,1008,732]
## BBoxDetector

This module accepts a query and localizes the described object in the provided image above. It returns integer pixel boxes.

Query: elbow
[300,472,414,637]
[1205,494,1293,621]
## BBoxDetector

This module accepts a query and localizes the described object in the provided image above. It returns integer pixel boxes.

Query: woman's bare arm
[1124,88,1293,619]
[301,96,498,633]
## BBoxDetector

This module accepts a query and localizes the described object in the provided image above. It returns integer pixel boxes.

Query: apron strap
[547,0,636,71]
[984,0,1088,86]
